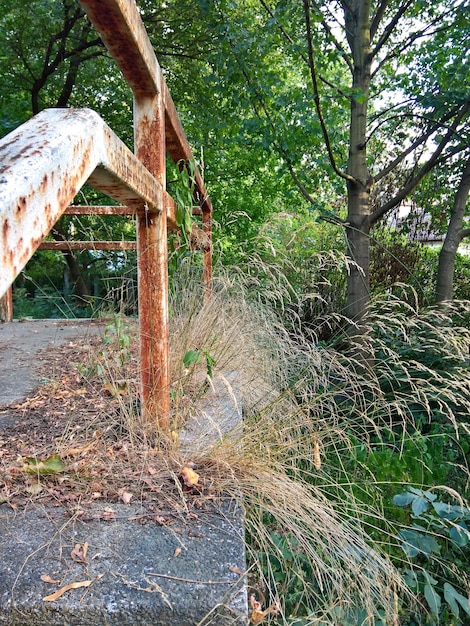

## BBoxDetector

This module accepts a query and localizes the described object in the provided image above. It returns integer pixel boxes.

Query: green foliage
[254,530,316,619]
[182,348,215,379]
[101,316,132,368]
[12,285,91,319]
[393,488,470,625]
[370,228,437,305]
[169,159,197,243]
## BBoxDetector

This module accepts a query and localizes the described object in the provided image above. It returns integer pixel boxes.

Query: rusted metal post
[202,208,213,303]
[134,90,170,429]
[0,287,13,322]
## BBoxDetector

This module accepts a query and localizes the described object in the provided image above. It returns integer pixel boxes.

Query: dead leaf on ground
[180,466,199,487]
[120,490,133,504]
[43,579,92,602]
[102,507,116,520]
[61,441,97,457]
[103,381,128,397]
[250,594,280,624]
[40,574,59,584]
[25,483,43,495]
[173,547,182,558]
[71,542,88,563]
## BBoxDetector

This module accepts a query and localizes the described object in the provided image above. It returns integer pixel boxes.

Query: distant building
[388,202,470,256]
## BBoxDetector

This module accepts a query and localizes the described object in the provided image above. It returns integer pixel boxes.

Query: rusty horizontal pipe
[78,0,160,98]
[0,107,178,299]
[162,84,213,216]
[65,205,136,215]
[66,204,203,216]
[38,240,136,251]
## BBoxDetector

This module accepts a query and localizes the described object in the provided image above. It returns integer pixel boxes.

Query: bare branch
[303,0,354,183]
[316,4,353,74]
[372,4,460,77]
[258,0,352,94]
[370,97,470,224]
[373,102,468,184]
[370,0,390,40]
[371,0,414,59]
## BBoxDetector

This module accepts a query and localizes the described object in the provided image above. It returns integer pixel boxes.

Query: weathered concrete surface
[0,501,247,625]
[0,320,248,625]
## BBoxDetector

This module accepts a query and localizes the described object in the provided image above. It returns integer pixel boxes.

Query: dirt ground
[0,321,248,625]
[0,318,155,509]
[0,318,105,408]
[0,318,216,513]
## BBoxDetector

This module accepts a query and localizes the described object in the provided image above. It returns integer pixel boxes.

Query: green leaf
[183,349,202,368]
[433,501,470,520]
[23,454,65,475]
[424,583,441,617]
[204,351,216,379]
[444,583,470,618]
[393,491,415,507]
[402,568,419,590]
[412,495,429,516]
[183,210,193,235]
[398,529,441,557]
[449,521,470,547]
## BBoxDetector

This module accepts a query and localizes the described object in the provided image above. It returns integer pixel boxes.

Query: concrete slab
[0,320,248,625]
[0,500,247,625]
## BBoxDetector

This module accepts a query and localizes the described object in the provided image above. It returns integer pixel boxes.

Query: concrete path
[0,319,105,406]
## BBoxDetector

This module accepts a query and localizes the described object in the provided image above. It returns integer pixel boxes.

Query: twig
[147,572,243,585]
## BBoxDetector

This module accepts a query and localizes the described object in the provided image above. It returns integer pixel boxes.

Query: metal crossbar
[0,0,213,430]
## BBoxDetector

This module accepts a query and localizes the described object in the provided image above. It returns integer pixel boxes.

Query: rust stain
[16,196,27,215]
[79,0,157,97]
[135,114,164,174]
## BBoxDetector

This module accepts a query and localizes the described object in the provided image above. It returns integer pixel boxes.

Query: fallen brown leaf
[180,466,199,487]
[120,490,133,504]
[250,594,279,624]
[71,542,88,563]
[40,574,59,584]
[43,580,92,602]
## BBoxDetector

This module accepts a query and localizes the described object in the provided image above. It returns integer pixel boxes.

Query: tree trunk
[435,154,470,303]
[51,222,91,301]
[343,0,373,326]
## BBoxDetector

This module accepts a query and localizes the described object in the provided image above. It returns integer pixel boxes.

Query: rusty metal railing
[0,0,213,430]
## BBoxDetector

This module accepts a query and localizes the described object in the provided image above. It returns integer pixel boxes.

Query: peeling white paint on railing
[0,107,177,301]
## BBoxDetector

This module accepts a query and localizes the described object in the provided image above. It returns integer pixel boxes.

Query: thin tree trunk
[435,154,470,303]
[344,0,373,327]
[51,222,91,300]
